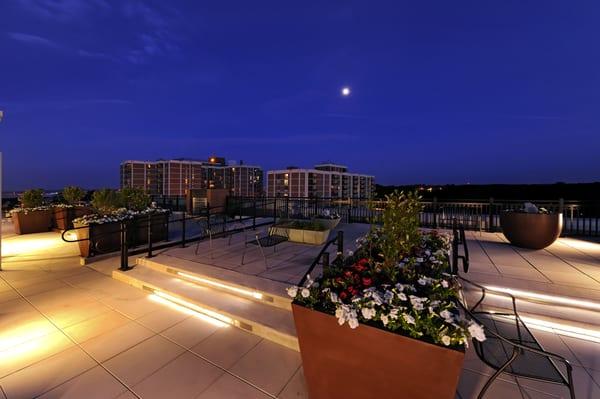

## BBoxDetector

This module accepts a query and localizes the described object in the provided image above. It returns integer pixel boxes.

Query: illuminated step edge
[136,257,291,310]
[496,314,600,344]
[112,269,299,352]
[483,285,600,312]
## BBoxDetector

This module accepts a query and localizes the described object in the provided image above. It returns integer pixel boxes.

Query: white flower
[361,307,375,320]
[441,280,449,288]
[348,316,359,329]
[372,292,383,306]
[439,309,453,322]
[441,335,451,346]
[397,292,407,301]
[286,287,298,298]
[301,288,310,298]
[402,314,415,325]
[381,314,389,326]
[335,307,344,319]
[384,290,394,304]
[330,292,339,303]
[468,322,486,342]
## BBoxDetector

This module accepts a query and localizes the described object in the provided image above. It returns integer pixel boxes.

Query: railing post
[559,198,564,214]
[321,252,329,270]
[206,202,211,232]
[147,214,153,258]
[433,197,438,228]
[337,230,344,255]
[488,197,494,232]
[181,212,187,248]
[252,199,256,229]
[273,199,277,224]
[119,221,130,271]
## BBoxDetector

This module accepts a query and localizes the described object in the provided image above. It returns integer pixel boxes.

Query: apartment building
[266,163,374,198]
[120,157,263,197]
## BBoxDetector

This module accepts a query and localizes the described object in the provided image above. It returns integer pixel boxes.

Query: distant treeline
[375,183,600,201]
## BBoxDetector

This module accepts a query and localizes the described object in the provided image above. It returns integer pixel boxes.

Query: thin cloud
[16,0,110,21]
[8,32,61,49]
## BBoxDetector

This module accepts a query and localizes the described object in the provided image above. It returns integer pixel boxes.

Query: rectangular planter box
[53,206,93,230]
[12,209,53,235]
[292,304,464,399]
[314,217,341,230]
[276,227,330,245]
[74,213,169,258]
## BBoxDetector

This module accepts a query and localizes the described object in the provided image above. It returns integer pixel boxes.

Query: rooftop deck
[2,221,600,398]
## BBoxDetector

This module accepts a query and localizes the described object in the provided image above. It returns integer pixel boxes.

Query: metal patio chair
[241,226,289,269]
[456,276,576,399]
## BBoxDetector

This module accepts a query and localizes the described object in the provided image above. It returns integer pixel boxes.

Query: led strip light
[506,315,600,344]
[149,290,232,328]
[176,271,264,300]
[484,285,600,312]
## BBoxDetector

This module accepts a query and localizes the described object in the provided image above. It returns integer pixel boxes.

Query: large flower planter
[500,212,563,249]
[281,227,330,245]
[74,213,169,258]
[314,217,341,230]
[292,304,465,399]
[12,209,53,235]
[53,206,93,230]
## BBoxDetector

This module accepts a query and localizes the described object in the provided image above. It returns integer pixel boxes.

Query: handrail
[297,230,343,287]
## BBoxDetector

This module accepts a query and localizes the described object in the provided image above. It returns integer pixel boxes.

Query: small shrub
[21,189,44,208]
[379,191,422,269]
[91,189,122,214]
[62,186,86,205]
[120,188,151,212]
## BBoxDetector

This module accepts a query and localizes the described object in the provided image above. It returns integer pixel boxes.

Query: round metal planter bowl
[499,212,563,250]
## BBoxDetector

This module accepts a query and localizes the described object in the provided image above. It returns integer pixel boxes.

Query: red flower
[339,291,349,300]
[358,258,369,266]
[353,264,366,272]
[335,277,344,285]
[362,277,373,287]
[344,270,354,278]
[347,286,358,296]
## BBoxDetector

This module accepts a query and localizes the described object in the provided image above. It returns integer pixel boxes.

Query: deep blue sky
[1,0,599,191]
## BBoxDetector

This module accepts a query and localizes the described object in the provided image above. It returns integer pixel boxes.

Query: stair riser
[137,257,292,311]
[113,269,299,352]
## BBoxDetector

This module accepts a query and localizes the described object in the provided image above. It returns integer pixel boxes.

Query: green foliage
[62,186,86,205]
[21,189,44,208]
[380,190,423,268]
[120,187,151,212]
[276,219,326,231]
[91,189,122,214]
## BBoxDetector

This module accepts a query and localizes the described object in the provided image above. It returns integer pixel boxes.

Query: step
[462,286,600,329]
[113,265,299,351]
[137,255,292,310]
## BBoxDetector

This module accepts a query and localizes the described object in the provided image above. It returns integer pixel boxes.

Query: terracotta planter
[500,212,563,249]
[53,206,93,230]
[74,221,122,258]
[12,209,53,234]
[292,304,464,399]
[74,213,169,258]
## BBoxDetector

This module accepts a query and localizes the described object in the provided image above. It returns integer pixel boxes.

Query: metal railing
[297,230,344,287]
[61,200,273,271]
[228,196,600,237]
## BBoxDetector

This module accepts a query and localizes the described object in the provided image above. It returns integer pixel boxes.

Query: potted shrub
[500,202,563,249]
[72,188,170,258]
[53,186,92,230]
[11,189,52,234]
[273,220,330,245]
[287,191,485,399]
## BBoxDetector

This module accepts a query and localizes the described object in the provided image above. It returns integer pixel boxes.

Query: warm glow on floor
[485,285,600,311]
[0,320,55,352]
[560,238,600,253]
[1,236,65,257]
[176,271,263,300]
[149,292,231,327]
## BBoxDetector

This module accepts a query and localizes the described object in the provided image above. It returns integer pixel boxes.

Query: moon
[341,87,351,96]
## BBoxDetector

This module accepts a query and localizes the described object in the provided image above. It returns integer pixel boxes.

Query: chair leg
[478,349,518,399]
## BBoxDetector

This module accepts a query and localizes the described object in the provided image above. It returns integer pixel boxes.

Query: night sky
[1,1,599,191]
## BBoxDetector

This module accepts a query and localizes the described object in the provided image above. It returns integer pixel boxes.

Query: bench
[242,226,289,268]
